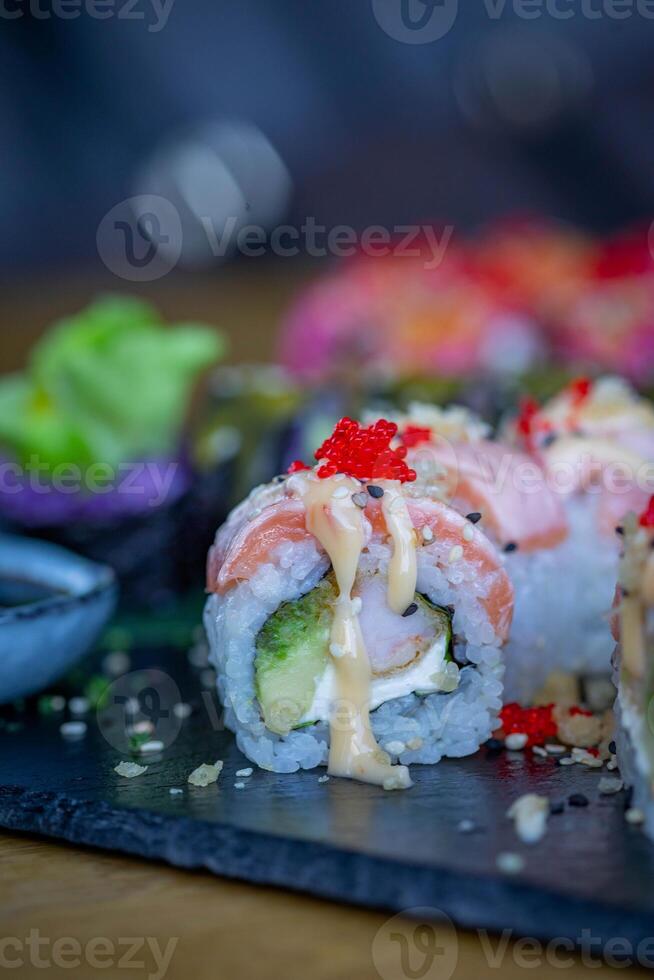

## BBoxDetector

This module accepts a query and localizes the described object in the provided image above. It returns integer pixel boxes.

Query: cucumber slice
[254,577,453,734]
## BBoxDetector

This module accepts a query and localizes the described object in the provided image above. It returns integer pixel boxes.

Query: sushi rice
[204,485,507,776]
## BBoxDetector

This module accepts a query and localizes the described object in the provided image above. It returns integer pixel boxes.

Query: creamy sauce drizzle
[298,474,414,788]
[380,482,418,615]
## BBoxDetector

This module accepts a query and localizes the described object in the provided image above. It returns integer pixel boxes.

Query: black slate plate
[0,644,652,949]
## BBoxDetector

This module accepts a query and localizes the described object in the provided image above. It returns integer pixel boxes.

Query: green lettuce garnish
[0,296,224,468]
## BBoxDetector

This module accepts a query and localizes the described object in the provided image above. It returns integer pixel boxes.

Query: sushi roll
[204,416,513,787]
[380,401,616,699]
[613,498,654,836]
[498,377,654,692]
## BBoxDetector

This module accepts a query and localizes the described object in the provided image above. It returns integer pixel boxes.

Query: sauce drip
[299,474,412,789]
[380,482,418,615]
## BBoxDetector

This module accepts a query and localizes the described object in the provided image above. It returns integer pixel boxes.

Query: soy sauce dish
[0,536,117,702]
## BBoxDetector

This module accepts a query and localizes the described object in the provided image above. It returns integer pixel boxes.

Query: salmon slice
[410,440,568,552]
[207,488,514,641]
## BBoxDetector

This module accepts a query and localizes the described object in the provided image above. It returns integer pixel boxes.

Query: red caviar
[401,424,433,449]
[569,376,592,408]
[515,397,541,452]
[287,460,311,474]
[569,705,593,717]
[314,417,417,483]
[640,495,654,527]
[499,702,558,747]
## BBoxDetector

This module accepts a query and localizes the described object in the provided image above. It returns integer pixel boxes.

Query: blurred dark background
[2,0,654,277]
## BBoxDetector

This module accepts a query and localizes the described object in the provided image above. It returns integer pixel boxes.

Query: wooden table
[0,270,648,979]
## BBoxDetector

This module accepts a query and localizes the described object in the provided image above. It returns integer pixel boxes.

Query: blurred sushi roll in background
[613,498,654,839]
[278,235,544,388]
[204,416,512,785]
[375,398,627,699]
[499,376,654,694]
[0,296,226,606]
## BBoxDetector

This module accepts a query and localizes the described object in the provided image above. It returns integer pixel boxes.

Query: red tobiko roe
[287,460,311,474]
[569,376,592,408]
[499,703,558,747]
[515,396,541,451]
[640,495,654,527]
[401,424,433,449]
[313,417,417,483]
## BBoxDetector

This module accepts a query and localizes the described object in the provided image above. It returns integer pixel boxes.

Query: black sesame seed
[609,740,616,755]
[568,793,589,808]
[615,526,624,536]
[367,485,384,499]
[485,738,505,753]
[466,512,482,524]
[542,433,558,448]
[550,801,565,815]
[402,602,418,618]
[503,542,518,554]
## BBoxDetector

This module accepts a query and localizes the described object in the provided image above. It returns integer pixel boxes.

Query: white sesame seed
[172,702,192,720]
[626,807,645,825]
[532,746,548,758]
[422,526,434,543]
[330,642,345,658]
[60,721,87,740]
[580,756,603,769]
[124,697,140,716]
[462,525,474,542]
[545,744,566,755]
[448,545,463,563]
[497,852,525,875]
[169,787,183,795]
[558,757,575,766]
[139,740,164,754]
[332,486,349,499]
[458,819,475,833]
[234,782,246,790]
[68,696,90,716]
[505,733,528,750]
[318,775,330,783]
[236,768,253,778]
[130,720,154,735]
[607,757,618,771]
[49,695,66,713]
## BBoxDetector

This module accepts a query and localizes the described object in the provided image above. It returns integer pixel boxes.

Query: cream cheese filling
[300,632,453,726]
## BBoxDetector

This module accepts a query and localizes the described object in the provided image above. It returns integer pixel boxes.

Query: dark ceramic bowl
[0,535,117,703]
